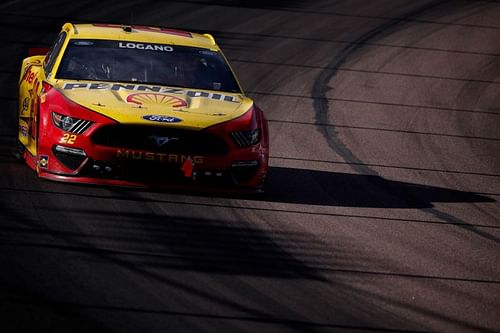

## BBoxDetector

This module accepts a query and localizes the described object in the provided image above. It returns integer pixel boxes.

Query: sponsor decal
[118,42,174,52]
[117,149,203,164]
[185,90,236,102]
[126,93,187,108]
[148,135,179,148]
[25,69,36,84]
[39,155,49,168]
[19,124,29,137]
[63,82,239,103]
[143,115,183,123]
[22,97,30,111]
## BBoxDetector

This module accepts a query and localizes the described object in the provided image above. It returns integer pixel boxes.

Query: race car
[18,23,269,191]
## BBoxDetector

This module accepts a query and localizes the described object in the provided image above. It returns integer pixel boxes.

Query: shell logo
[126,93,187,108]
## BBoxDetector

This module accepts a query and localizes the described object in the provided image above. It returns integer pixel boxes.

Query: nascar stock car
[18,23,269,191]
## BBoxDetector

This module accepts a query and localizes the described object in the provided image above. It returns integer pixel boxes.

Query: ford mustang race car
[18,23,269,191]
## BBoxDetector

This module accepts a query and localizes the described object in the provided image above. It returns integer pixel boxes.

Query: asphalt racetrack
[0,1,499,332]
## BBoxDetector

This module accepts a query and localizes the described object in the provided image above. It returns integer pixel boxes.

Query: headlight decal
[52,112,93,134]
[231,128,260,147]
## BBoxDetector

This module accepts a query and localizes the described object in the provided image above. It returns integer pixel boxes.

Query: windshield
[56,39,241,93]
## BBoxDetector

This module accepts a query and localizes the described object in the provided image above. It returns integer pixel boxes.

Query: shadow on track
[263,166,494,208]
[0,159,494,209]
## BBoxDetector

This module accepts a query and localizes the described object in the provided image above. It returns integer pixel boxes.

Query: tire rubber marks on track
[310,0,500,244]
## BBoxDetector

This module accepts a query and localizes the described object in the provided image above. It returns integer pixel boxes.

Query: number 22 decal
[60,133,77,144]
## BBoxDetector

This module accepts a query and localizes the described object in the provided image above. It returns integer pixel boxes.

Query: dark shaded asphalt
[0,1,499,332]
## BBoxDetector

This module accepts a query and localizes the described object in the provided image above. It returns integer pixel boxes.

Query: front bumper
[35,130,268,191]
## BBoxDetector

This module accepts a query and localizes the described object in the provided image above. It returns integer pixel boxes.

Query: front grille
[80,159,235,186]
[91,125,228,155]
[90,160,187,182]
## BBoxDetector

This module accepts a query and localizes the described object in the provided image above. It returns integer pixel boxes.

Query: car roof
[62,23,219,50]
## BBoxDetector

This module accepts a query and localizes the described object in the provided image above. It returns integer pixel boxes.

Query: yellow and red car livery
[18,23,269,191]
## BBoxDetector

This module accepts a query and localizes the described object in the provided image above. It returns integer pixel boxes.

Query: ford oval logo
[142,115,183,123]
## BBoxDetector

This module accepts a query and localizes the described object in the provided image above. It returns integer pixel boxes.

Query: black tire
[13,139,25,161]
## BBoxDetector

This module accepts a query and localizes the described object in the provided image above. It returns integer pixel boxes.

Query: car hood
[53,80,253,130]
